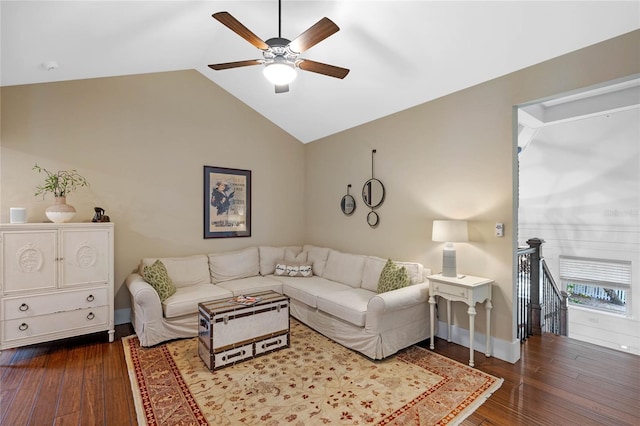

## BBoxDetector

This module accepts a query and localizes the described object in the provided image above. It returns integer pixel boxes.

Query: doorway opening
[515,75,640,354]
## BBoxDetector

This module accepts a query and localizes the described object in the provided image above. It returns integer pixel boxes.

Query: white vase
[45,196,76,223]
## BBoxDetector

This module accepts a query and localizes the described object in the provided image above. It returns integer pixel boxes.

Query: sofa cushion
[208,247,259,283]
[142,260,177,302]
[259,246,285,276]
[285,247,306,261]
[303,245,330,276]
[140,255,211,288]
[162,283,232,319]
[259,246,303,275]
[281,276,352,308]
[274,259,313,277]
[321,250,366,288]
[361,256,424,291]
[216,276,283,296]
[377,259,411,294]
[316,288,375,327]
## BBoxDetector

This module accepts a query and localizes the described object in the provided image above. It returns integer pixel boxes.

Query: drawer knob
[262,339,281,349]
[19,303,29,312]
[87,312,95,320]
[19,323,29,331]
[86,294,95,302]
[223,349,246,361]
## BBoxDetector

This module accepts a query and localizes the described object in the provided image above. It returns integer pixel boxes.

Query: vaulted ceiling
[2,1,638,143]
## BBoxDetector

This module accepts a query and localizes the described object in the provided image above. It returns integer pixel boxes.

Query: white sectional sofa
[125,245,431,359]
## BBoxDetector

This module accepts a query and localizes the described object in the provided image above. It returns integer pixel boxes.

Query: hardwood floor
[1,325,638,425]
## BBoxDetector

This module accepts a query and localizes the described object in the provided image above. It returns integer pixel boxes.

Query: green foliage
[33,164,89,198]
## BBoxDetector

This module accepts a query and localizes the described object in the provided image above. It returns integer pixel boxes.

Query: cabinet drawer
[255,333,288,356]
[2,287,107,320]
[2,306,109,343]
[214,343,254,369]
[433,282,468,299]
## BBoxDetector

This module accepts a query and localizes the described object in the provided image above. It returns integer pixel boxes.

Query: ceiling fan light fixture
[263,60,297,85]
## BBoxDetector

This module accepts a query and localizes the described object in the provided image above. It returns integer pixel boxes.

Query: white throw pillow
[208,247,259,283]
[361,256,387,292]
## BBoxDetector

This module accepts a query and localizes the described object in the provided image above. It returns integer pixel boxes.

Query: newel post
[527,238,544,335]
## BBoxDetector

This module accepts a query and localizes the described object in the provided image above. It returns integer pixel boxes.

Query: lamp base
[442,247,457,277]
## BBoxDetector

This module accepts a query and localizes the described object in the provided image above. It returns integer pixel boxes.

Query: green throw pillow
[142,259,177,302]
[377,259,411,294]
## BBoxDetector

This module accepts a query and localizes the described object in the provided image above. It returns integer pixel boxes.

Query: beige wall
[304,30,640,346]
[0,70,306,311]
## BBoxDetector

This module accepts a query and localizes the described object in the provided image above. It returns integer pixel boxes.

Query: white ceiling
[2,1,639,143]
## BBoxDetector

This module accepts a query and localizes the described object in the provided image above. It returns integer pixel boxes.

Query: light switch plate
[495,223,504,237]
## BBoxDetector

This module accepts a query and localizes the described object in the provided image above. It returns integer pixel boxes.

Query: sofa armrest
[367,282,430,313]
[125,272,164,322]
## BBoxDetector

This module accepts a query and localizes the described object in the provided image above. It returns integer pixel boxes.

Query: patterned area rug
[123,319,502,425]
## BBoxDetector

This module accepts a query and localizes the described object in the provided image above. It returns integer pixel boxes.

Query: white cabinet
[0,223,114,350]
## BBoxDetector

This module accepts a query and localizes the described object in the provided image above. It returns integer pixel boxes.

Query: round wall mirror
[362,178,385,209]
[341,194,356,215]
[367,211,380,227]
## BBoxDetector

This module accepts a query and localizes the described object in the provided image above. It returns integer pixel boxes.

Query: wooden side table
[427,273,493,367]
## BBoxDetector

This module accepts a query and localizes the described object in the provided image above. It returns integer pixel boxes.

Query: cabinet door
[1,230,57,293]
[60,228,111,287]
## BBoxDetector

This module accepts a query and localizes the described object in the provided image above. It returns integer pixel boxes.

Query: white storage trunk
[198,290,289,370]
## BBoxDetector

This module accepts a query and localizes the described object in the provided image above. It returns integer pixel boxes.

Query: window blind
[559,255,632,288]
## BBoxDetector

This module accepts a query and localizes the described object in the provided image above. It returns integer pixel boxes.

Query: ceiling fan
[208,0,349,94]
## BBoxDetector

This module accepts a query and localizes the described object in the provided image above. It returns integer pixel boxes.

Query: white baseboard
[434,320,521,364]
[115,308,131,326]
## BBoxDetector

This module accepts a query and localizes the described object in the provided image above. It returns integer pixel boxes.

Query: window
[559,256,631,315]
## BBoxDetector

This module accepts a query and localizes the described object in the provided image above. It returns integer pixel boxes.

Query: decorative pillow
[140,255,210,288]
[142,259,177,302]
[377,259,411,294]
[274,259,313,277]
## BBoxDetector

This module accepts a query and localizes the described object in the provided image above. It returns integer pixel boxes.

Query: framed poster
[204,166,251,238]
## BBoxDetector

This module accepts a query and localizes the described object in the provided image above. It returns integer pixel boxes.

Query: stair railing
[516,238,568,342]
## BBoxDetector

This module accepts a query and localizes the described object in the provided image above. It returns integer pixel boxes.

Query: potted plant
[33,164,89,223]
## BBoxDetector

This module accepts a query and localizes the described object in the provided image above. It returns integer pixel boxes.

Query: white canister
[10,207,27,224]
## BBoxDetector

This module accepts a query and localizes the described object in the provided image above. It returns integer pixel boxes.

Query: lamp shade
[432,220,468,243]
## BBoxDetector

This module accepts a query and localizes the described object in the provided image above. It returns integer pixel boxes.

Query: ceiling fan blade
[275,84,289,94]
[288,17,339,53]
[298,59,350,79]
[208,60,262,70]
[213,12,269,50]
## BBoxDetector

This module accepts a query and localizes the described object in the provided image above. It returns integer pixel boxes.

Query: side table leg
[485,300,493,357]
[446,299,452,342]
[467,305,476,367]
[429,295,436,350]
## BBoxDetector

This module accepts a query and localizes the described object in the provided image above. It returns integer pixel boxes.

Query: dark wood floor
[1,324,639,425]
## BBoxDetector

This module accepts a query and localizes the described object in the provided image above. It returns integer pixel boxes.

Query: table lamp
[432,220,468,277]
